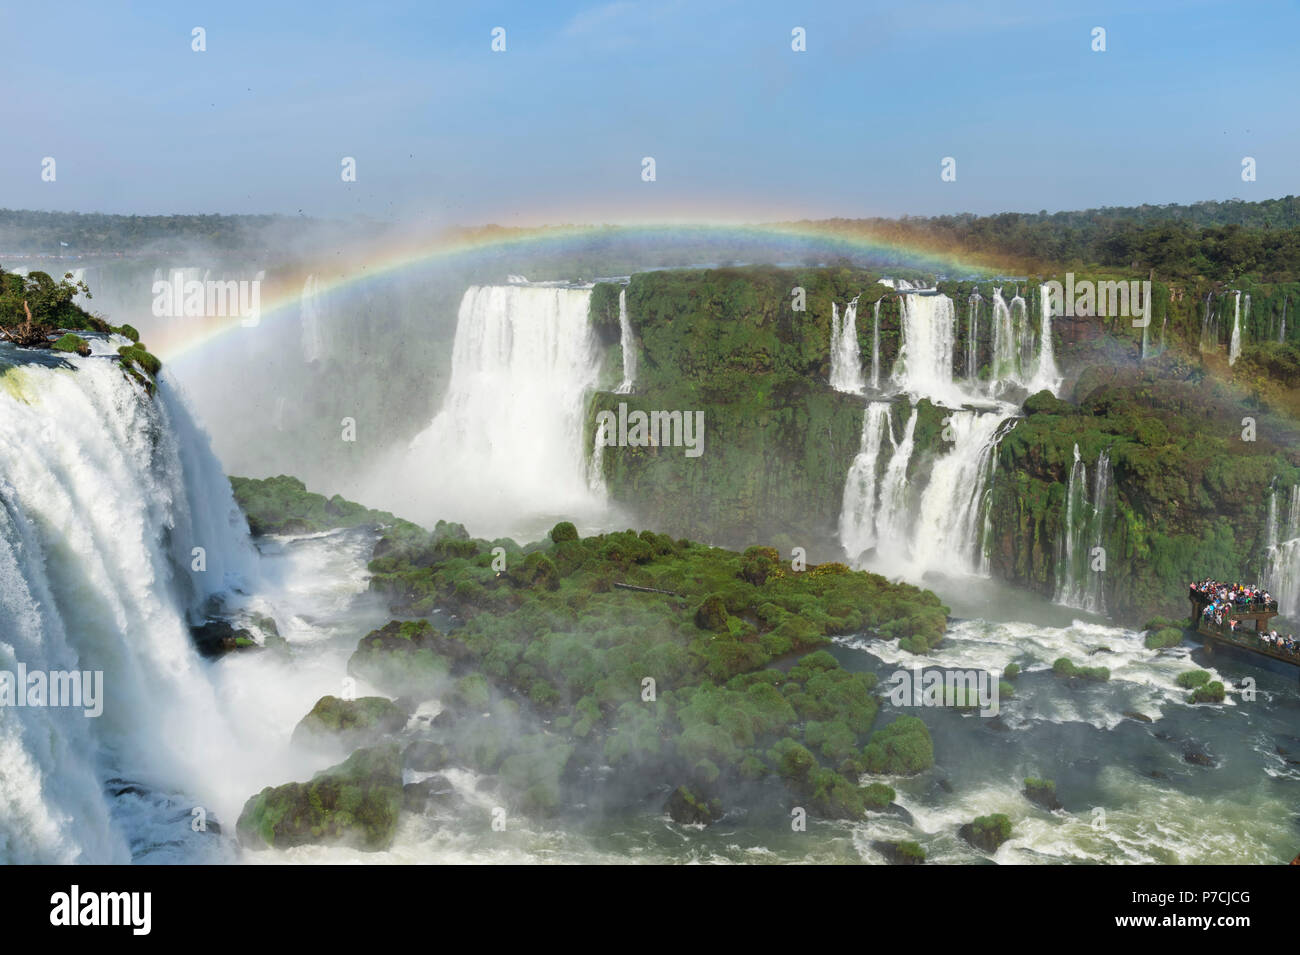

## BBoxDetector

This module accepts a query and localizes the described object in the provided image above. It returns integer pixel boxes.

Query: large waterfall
[0,348,259,863]
[1264,484,1300,615]
[389,285,606,536]
[837,400,1011,577]
[829,297,866,394]
[891,292,960,404]
[1054,445,1113,613]
[837,282,1060,579]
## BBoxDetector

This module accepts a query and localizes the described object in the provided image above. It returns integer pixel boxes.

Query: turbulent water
[1229,291,1243,365]
[1,342,1295,865]
[839,284,1054,579]
[0,345,260,862]
[369,285,608,538]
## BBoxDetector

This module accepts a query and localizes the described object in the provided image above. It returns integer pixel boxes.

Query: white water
[871,299,881,391]
[376,285,607,538]
[0,349,261,862]
[966,293,981,382]
[300,273,326,364]
[1264,485,1300,615]
[891,292,961,405]
[838,400,1012,577]
[614,288,637,395]
[1055,446,1112,613]
[1229,291,1242,365]
[829,297,866,394]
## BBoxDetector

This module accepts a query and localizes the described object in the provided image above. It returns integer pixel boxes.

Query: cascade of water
[1229,291,1242,365]
[966,293,982,382]
[891,293,959,403]
[871,299,881,391]
[1027,283,1061,392]
[1267,485,1279,549]
[871,406,918,559]
[614,288,637,395]
[837,402,893,561]
[300,273,325,364]
[0,351,259,862]
[829,296,866,394]
[393,285,606,535]
[1055,447,1112,613]
[1281,295,1289,344]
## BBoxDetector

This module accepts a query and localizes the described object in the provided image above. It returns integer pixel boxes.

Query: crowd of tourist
[1190,579,1298,657]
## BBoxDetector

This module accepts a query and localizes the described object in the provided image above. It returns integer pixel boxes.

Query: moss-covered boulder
[1188,680,1226,704]
[694,593,730,632]
[874,839,926,865]
[860,716,935,775]
[1052,657,1110,681]
[1023,776,1062,811]
[347,619,451,696]
[291,695,407,751]
[236,745,403,851]
[51,332,90,356]
[665,785,722,825]
[960,813,1013,854]
[1145,627,1184,650]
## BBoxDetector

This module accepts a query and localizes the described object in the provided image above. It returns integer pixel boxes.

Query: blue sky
[1,0,1295,225]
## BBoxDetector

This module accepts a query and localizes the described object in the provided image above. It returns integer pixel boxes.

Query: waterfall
[990,287,1017,389]
[1281,295,1289,344]
[1265,485,1300,615]
[966,293,982,383]
[614,288,637,395]
[1229,291,1242,365]
[908,410,1013,572]
[870,299,881,391]
[837,402,893,561]
[394,285,606,535]
[1027,283,1060,392]
[0,348,259,862]
[1200,293,1217,352]
[891,292,959,403]
[1055,446,1112,614]
[300,274,325,364]
[838,401,1011,576]
[829,296,866,394]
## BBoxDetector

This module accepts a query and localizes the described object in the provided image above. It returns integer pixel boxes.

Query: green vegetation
[236,744,403,851]
[291,695,407,750]
[1188,680,1226,704]
[1176,669,1212,689]
[50,333,89,356]
[358,520,944,822]
[1052,657,1111,682]
[1023,776,1062,811]
[1146,627,1185,650]
[229,474,415,536]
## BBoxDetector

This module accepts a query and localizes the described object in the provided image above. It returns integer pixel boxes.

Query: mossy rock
[665,785,722,825]
[291,695,407,750]
[960,813,1013,854]
[1188,680,1226,704]
[51,333,90,356]
[1176,669,1212,690]
[861,716,934,775]
[347,619,451,696]
[873,839,926,865]
[236,744,403,851]
[1052,657,1110,681]
[1023,776,1062,811]
[694,593,730,632]
[1145,627,1184,650]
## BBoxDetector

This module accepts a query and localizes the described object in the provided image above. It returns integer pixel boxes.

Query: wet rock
[665,786,722,825]
[1183,750,1216,767]
[403,774,457,813]
[190,620,260,658]
[403,740,450,773]
[291,695,407,751]
[872,840,925,865]
[1123,710,1153,724]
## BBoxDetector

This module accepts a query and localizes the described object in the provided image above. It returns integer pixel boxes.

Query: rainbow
[158,220,1008,363]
